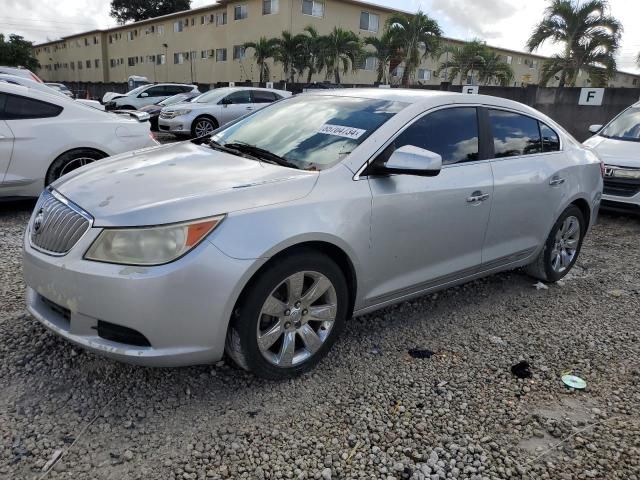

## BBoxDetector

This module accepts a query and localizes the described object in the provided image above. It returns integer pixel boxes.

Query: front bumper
[601,177,640,214]
[158,115,192,135]
[23,223,259,367]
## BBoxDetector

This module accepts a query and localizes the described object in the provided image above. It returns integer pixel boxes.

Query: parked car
[45,83,74,98]
[102,75,150,104]
[103,83,198,111]
[0,82,157,198]
[158,87,291,138]
[0,74,104,110]
[584,101,640,213]
[0,65,42,82]
[138,91,201,131]
[22,89,602,379]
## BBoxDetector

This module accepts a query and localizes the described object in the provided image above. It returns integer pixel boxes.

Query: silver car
[158,86,291,138]
[22,89,603,379]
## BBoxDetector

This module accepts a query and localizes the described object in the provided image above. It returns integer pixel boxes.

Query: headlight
[171,109,192,117]
[85,215,224,266]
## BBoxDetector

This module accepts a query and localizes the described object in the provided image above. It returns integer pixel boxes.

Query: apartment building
[32,0,640,88]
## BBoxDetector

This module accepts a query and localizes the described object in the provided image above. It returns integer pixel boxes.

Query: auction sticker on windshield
[318,124,367,140]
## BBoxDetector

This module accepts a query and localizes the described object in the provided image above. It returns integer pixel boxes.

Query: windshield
[194,89,227,103]
[212,95,407,170]
[159,93,189,106]
[127,85,148,96]
[601,107,640,142]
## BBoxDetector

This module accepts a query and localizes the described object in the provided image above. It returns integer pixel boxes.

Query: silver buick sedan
[23,89,603,379]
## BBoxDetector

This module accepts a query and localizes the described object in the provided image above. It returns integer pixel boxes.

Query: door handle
[467,191,490,203]
[549,176,566,186]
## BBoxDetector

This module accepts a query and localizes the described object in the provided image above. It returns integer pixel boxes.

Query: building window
[84,38,89,46]
[109,59,116,68]
[157,25,164,35]
[234,5,248,20]
[233,45,246,60]
[86,60,91,68]
[77,61,82,70]
[531,60,538,69]
[359,11,379,32]
[263,0,279,14]
[363,57,377,71]
[505,55,513,65]
[174,20,183,32]
[392,66,404,78]
[127,31,134,41]
[216,48,227,62]
[157,54,166,65]
[216,12,228,25]
[201,50,209,60]
[128,57,136,66]
[174,52,185,64]
[94,59,99,68]
[302,0,324,17]
[71,62,75,70]
[191,17,195,26]
[417,69,432,81]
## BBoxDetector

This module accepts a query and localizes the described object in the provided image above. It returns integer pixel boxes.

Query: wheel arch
[570,197,591,231]
[231,241,358,323]
[45,147,109,186]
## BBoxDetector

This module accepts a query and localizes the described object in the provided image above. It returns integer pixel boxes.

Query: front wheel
[225,250,349,379]
[525,205,585,282]
[191,117,218,138]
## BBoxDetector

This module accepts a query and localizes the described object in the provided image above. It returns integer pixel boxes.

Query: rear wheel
[46,149,107,185]
[525,205,585,282]
[225,250,349,379]
[191,117,218,139]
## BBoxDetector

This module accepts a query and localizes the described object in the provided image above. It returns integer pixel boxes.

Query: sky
[2,0,639,74]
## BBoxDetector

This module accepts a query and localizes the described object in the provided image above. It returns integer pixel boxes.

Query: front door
[364,106,494,306]
[217,90,253,125]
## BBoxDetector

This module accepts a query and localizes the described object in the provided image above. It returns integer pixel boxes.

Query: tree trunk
[401,61,410,87]
[259,61,264,84]
[307,68,313,83]
[335,65,340,84]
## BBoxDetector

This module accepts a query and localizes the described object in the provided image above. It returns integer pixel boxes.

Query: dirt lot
[1,202,639,480]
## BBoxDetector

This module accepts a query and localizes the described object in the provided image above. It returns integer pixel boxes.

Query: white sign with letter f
[579,88,604,106]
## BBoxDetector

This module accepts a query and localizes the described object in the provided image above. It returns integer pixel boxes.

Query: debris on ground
[562,374,587,390]
[408,348,434,359]
[534,282,549,290]
[511,361,533,379]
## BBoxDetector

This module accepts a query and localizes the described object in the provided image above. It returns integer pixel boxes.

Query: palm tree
[477,51,514,86]
[386,11,441,86]
[243,37,279,84]
[275,31,306,84]
[321,27,363,84]
[526,0,622,87]
[636,52,640,68]
[364,28,399,84]
[435,40,487,85]
[299,26,326,83]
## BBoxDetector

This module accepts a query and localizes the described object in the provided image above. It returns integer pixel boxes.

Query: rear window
[489,109,542,158]
[252,90,278,103]
[0,93,63,120]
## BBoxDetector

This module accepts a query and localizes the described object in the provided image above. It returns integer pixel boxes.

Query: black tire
[525,205,586,283]
[225,249,349,380]
[46,149,107,185]
[190,116,218,139]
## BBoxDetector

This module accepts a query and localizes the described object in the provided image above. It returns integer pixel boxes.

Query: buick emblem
[33,209,45,234]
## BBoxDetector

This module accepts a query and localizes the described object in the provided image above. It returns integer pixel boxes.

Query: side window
[388,107,480,165]
[489,109,542,158]
[221,91,252,104]
[0,94,62,120]
[252,90,277,103]
[540,122,560,152]
[143,86,166,97]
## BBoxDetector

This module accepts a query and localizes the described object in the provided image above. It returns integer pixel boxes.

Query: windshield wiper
[208,140,260,160]
[223,142,301,169]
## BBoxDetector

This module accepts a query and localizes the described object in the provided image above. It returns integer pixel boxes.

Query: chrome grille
[30,190,91,255]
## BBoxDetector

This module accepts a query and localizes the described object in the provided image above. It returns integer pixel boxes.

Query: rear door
[482,108,568,267]
[217,90,253,125]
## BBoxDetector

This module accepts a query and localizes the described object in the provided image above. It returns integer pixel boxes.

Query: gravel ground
[1,202,639,480]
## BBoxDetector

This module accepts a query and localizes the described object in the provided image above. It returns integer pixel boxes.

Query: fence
[62,80,639,142]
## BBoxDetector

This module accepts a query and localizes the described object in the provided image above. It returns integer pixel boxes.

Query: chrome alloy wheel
[551,215,580,273]
[59,157,96,176]
[257,271,338,368]
[194,119,215,137]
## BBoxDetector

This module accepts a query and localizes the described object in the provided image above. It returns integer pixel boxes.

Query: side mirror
[139,92,149,98]
[220,98,231,106]
[589,124,603,134]
[382,145,442,177]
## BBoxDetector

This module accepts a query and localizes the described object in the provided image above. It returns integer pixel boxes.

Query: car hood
[53,142,318,227]
[103,92,127,103]
[583,135,640,169]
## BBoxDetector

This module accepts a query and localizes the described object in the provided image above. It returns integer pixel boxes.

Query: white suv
[0,82,158,198]
[104,83,198,111]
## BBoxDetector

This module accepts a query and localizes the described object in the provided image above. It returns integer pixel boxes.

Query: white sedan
[0,82,158,199]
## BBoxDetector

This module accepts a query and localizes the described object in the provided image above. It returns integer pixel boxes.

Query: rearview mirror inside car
[589,124,603,134]
[382,145,442,177]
